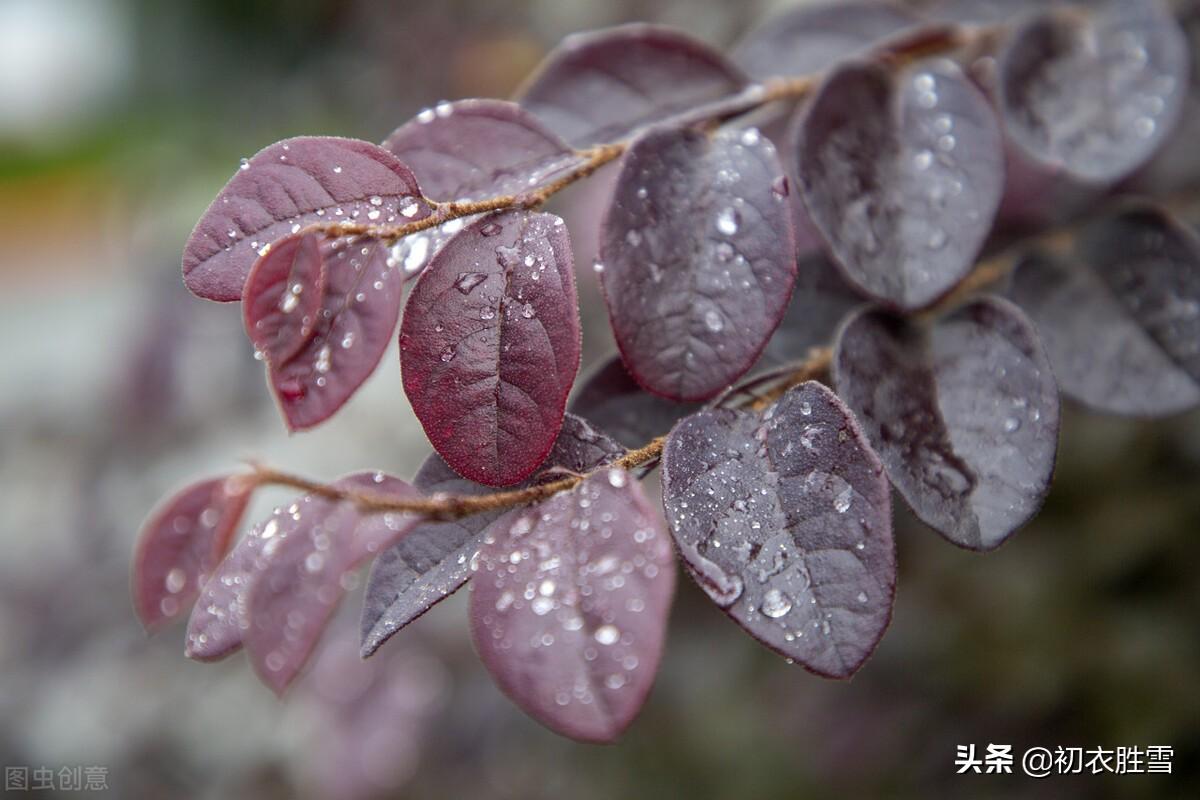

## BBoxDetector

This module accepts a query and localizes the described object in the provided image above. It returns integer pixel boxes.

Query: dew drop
[716,207,740,236]
[454,272,487,294]
[761,588,792,618]
[704,309,724,333]
[165,568,187,594]
[594,624,620,645]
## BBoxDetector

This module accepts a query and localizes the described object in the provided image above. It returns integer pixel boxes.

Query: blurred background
[0,0,1197,797]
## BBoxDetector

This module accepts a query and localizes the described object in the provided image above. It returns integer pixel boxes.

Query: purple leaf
[599,126,797,401]
[1078,204,1200,385]
[1009,211,1200,416]
[569,355,701,449]
[361,413,623,657]
[250,234,404,431]
[400,210,581,486]
[382,99,583,201]
[243,232,325,365]
[732,0,920,80]
[517,24,747,147]
[833,297,1060,550]
[183,136,432,302]
[998,2,1188,184]
[795,58,1004,310]
[132,476,252,630]
[469,469,675,743]
[760,254,864,369]
[245,473,419,694]
[661,382,894,678]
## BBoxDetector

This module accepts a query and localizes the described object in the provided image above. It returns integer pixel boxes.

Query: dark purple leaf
[796,58,1004,310]
[998,1,1188,184]
[517,24,747,147]
[569,355,702,449]
[251,234,404,431]
[1079,205,1200,384]
[661,382,894,678]
[833,297,1060,550]
[132,476,251,630]
[400,210,581,486]
[243,233,325,364]
[383,99,583,201]
[599,126,796,401]
[469,469,675,743]
[360,413,623,657]
[245,473,419,694]
[1010,249,1200,417]
[183,136,432,302]
[732,0,920,80]
[760,254,864,369]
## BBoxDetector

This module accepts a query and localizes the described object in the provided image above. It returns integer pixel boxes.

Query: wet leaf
[834,297,1060,550]
[998,1,1189,183]
[183,136,432,302]
[661,382,894,678]
[732,0,920,80]
[383,99,583,201]
[243,233,325,365]
[517,23,746,147]
[1079,204,1200,384]
[244,473,419,694]
[361,414,623,657]
[795,58,1003,310]
[132,476,252,630]
[249,234,403,431]
[569,355,702,449]
[599,126,796,401]
[1009,211,1200,416]
[469,468,675,743]
[400,210,581,486]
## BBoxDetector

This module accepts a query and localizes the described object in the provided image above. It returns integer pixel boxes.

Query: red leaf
[400,210,581,486]
[182,136,431,302]
[132,476,252,631]
[244,473,419,694]
[243,232,325,364]
[469,469,675,742]
[247,234,404,431]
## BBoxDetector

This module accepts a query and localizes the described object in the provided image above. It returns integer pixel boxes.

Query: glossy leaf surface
[796,59,1003,310]
[999,2,1189,183]
[183,136,431,301]
[383,99,583,201]
[834,298,1060,550]
[245,473,419,694]
[243,233,325,364]
[132,476,252,630]
[517,24,746,147]
[569,355,701,449]
[469,469,674,742]
[732,0,920,80]
[661,382,894,678]
[248,234,404,430]
[361,414,623,657]
[1078,205,1200,384]
[599,126,796,401]
[401,210,581,486]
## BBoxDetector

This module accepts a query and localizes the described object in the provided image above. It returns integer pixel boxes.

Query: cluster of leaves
[135,0,1200,743]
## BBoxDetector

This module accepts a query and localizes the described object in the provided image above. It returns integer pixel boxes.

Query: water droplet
[165,568,187,594]
[480,221,502,237]
[521,302,535,319]
[704,309,724,333]
[716,207,740,236]
[238,158,250,171]
[369,195,383,206]
[761,588,792,618]
[740,127,761,146]
[594,624,620,645]
[455,272,487,294]
[1004,416,1021,433]
[400,198,421,218]
[625,229,642,247]
[607,470,626,488]
[531,596,554,615]
[834,486,852,513]
[480,306,495,321]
